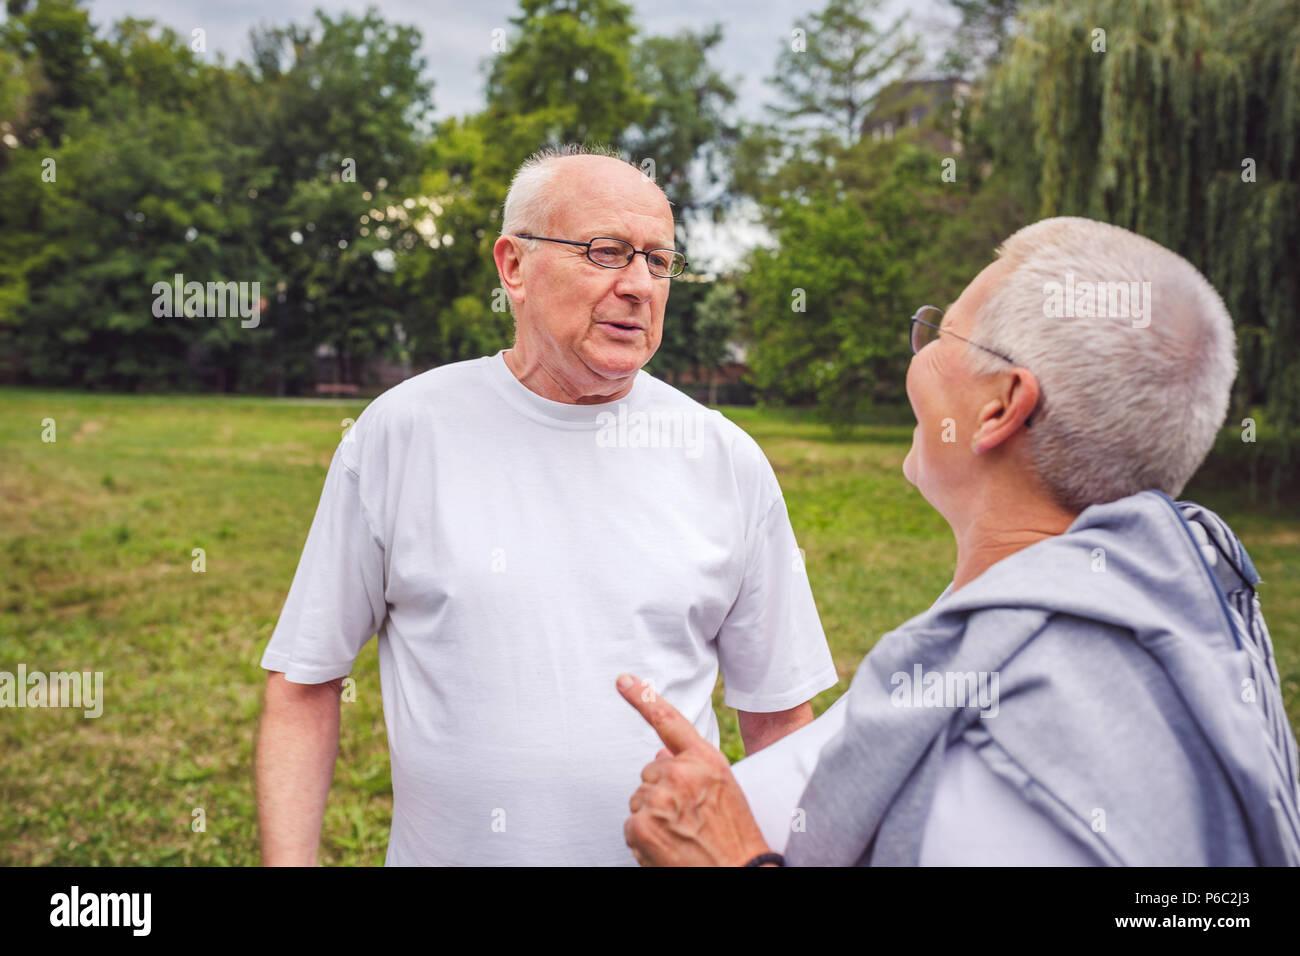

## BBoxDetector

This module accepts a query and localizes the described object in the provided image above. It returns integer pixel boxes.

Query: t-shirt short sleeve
[733,694,850,851]
[260,434,387,684]
[716,484,838,713]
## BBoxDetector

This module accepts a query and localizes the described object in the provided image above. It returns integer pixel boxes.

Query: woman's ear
[971,369,1040,455]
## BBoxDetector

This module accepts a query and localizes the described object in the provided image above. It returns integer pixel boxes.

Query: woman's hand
[617,673,774,866]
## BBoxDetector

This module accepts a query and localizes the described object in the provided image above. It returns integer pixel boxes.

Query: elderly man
[255,146,837,866]
[619,217,1300,867]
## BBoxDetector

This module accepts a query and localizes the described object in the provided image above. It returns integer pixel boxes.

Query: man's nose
[613,254,656,301]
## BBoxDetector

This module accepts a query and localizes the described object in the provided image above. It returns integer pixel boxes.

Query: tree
[732,0,926,212]
[739,142,958,426]
[727,0,1007,428]
[0,0,743,390]
[693,281,741,405]
[939,0,1020,76]
[0,0,102,146]
[981,0,1300,496]
[768,0,921,146]
[0,44,41,335]
[9,91,270,389]
[0,3,436,392]
[0,4,278,389]
[235,6,434,392]
[484,0,647,147]
[625,26,738,217]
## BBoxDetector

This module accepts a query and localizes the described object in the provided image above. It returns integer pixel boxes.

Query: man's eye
[647,253,669,269]
[590,245,625,262]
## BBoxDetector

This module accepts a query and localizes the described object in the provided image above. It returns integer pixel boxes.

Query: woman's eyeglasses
[909,305,1037,427]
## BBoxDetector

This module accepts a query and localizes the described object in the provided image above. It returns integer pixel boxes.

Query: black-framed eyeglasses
[514,234,686,278]
[909,305,1037,427]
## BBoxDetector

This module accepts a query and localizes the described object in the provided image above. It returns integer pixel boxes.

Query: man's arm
[737,702,814,755]
[255,671,345,866]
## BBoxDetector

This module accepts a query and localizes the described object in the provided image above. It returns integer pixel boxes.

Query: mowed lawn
[1,388,1296,865]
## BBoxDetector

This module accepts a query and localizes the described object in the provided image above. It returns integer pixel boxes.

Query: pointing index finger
[617,673,704,756]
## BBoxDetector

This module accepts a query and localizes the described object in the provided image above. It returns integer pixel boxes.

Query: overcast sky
[85,0,954,119]
[82,0,955,269]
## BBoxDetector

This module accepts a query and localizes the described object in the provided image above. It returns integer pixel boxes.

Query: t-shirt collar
[483,349,646,427]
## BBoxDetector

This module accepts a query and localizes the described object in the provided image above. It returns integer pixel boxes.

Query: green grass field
[1,388,1296,865]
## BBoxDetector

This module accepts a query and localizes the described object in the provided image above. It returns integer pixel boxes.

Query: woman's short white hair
[500,143,640,244]
[968,216,1237,512]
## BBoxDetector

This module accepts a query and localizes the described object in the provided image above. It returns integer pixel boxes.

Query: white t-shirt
[261,351,838,866]
[734,696,1100,865]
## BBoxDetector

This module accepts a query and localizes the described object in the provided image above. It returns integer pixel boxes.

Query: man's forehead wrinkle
[549,160,672,232]
[558,213,673,248]
[552,160,662,204]
[557,190,675,248]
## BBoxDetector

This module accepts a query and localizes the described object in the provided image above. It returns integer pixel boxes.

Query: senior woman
[615,216,1300,866]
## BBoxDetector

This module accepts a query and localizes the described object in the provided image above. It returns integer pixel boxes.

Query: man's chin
[583,341,653,378]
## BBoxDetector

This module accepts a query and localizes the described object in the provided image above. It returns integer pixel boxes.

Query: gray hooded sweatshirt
[784,490,1300,866]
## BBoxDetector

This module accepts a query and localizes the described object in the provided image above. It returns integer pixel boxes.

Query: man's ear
[493,235,526,309]
[971,368,1040,455]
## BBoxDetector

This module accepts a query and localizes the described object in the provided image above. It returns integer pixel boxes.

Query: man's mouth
[601,321,642,332]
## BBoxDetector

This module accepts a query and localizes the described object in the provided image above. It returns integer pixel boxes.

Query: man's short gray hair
[968,216,1237,512]
[500,143,641,244]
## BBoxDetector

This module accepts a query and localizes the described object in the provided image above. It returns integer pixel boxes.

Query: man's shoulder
[340,357,491,466]
[370,356,491,412]
[356,356,494,428]
[632,373,780,514]
[635,372,764,454]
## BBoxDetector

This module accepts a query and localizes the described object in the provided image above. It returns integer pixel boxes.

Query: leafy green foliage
[625,25,738,216]
[485,0,646,146]
[731,0,998,427]
[10,93,271,389]
[980,0,1300,496]
[768,0,920,145]
[740,143,962,425]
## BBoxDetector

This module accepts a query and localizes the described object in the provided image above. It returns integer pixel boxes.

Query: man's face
[509,157,676,390]
[902,259,1011,511]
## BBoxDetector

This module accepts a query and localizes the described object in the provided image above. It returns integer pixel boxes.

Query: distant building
[662,341,753,406]
[318,340,755,405]
[313,323,419,396]
[862,78,970,155]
